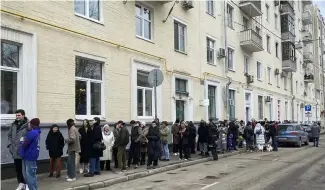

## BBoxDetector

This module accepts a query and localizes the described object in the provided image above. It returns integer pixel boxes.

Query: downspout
[224,0,231,120]
[291,72,295,121]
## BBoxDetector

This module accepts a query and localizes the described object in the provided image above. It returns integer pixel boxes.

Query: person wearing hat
[115,120,129,172]
[146,121,161,169]
[19,118,41,190]
[128,120,141,168]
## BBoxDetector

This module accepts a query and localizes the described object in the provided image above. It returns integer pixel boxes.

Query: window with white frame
[258,95,263,120]
[175,78,188,94]
[275,42,279,58]
[276,74,279,87]
[1,42,19,114]
[266,4,269,21]
[137,70,153,117]
[74,0,100,21]
[284,76,287,90]
[75,57,103,117]
[174,20,186,53]
[266,35,270,53]
[267,67,271,84]
[227,4,233,28]
[257,61,262,80]
[206,0,215,16]
[136,4,152,40]
[208,85,216,119]
[207,37,215,64]
[229,89,236,119]
[228,48,234,70]
[275,14,278,30]
[244,56,249,74]
[268,99,273,120]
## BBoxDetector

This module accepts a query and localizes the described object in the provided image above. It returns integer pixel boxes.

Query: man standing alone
[311,124,320,147]
[7,109,29,190]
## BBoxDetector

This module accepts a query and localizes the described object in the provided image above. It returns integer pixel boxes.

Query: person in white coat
[100,125,114,171]
[254,123,265,151]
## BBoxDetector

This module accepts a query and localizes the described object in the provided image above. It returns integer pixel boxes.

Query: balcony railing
[302,26,312,44]
[302,0,312,5]
[282,58,297,72]
[240,29,263,52]
[302,9,312,25]
[280,1,295,16]
[304,74,314,83]
[303,52,314,63]
[239,1,262,17]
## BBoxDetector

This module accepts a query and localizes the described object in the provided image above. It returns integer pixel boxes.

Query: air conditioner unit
[218,48,226,58]
[281,72,287,78]
[229,99,235,106]
[274,0,279,6]
[265,96,271,102]
[274,68,280,75]
[246,75,254,84]
[183,0,194,10]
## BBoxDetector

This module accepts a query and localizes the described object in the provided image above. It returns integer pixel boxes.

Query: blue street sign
[305,105,312,112]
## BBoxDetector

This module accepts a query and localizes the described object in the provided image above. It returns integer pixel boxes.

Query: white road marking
[272,158,279,162]
[190,183,210,186]
[200,182,219,190]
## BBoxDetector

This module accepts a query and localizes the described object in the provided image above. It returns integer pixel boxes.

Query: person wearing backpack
[254,123,265,151]
[115,121,129,173]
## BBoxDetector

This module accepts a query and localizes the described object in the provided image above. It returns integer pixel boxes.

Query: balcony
[280,1,295,16]
[302,0,312,5]
[282,59,297,72]
[303,52,314,63]
[281,31,295,43]
[302,7,312,25]
[304,74,314,83]
[302,26,312,44]
[239,0,262,17]
[240,29,263,52]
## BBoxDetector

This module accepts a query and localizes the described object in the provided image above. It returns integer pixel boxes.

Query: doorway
[176,100,185,121]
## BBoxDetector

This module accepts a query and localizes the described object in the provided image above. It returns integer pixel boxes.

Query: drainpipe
[291,72,295,121]
[224,0,231,120]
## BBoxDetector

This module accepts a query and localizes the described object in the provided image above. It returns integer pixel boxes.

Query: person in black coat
[146,121,161,169]
[178,121,190,160]
[188,121,197,155]
[85,117,103,177]
[207,119,219,160]
[45,124,64,178]
[244,122,254,152]
[78,119,91,174]
[198,120,209,156]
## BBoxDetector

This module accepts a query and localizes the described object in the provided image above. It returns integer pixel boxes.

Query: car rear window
[278,125,295,132]
[302,125,311,129]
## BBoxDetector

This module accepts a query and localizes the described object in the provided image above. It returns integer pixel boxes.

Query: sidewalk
[1,151,243,190]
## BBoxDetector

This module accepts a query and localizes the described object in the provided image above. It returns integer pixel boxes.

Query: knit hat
[30,118,40,127]
[141,121,146,126]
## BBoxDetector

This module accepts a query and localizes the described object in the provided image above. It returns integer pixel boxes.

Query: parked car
[301,124,313,142]
[277,124,309,147]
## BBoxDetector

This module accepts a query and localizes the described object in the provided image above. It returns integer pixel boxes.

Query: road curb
[64,151,243,190]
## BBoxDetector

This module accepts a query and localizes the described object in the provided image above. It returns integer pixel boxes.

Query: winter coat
[67,125,81,153]
[198,123,209,143]
[208,123,219,144]
[100,132,114,161]
[229,122,239,138]
[115,126,130,147]
[179,127,190,145]
[113,128,119,148]
[139,127,148,153]
[7,117,29,159]
[88,125,103,158]
[244,126,254,141]
[311,125,320,138]
[254,124,265,146]
[78,127,92,163]
[146,126,161,160]
[45,129,64,158]
[19,127,41,161]
[268,124,277,136]
[189,125,197,144]
[171,123,180,144]
[130,125,141,143]
[160,126,169,144]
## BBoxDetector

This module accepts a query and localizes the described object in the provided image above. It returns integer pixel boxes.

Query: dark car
[277,124,309,147]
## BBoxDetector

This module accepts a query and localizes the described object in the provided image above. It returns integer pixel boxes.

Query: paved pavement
[97,138,325,190]
[0,151,243,190]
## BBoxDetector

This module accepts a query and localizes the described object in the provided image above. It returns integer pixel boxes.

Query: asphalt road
[98,137,325,190]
